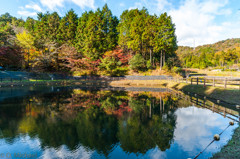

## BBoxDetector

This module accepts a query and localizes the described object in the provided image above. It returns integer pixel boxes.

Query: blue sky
[1,0,240,47]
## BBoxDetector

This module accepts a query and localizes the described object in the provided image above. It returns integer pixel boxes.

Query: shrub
[99,56,128,76]
[172,66,182,74]
[129,54,146,71]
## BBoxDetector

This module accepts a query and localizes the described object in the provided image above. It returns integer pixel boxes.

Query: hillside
[177,38,240,57]
[176,38,240,68]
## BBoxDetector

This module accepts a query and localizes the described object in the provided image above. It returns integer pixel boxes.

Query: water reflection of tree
[75,105,118,155]
[0,89,179,156]
[118,93,177,153]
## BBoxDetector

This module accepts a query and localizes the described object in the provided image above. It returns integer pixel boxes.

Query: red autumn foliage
[0,46,22,67]
[104,47,132,66]
[67,57,101,75]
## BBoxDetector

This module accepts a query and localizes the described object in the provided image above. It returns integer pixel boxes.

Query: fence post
[213,78,215,87]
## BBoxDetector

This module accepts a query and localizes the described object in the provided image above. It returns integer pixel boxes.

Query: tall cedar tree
[58,9,78,45]
[75,4,119,60]
[118,9,177,68]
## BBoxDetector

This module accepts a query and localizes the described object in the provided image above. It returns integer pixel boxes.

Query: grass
[211,126,240,159]
[186,68,240,77]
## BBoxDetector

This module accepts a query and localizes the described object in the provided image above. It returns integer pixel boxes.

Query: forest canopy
[0,4,178,76]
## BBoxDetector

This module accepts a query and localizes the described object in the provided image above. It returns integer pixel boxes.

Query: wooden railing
[188,77,240,89]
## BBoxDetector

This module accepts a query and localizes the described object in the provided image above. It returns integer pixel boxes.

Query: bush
[129,54,146,71]
[165,57,181,70]
[99,56,128,76]
[172,66,182,74]
[146,60,152,69]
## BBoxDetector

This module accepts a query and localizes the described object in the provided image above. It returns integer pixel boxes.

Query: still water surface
[0,86,238,159]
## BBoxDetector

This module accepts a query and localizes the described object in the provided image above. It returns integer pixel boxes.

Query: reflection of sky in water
[0,106,237,159]
[170,106,237,159]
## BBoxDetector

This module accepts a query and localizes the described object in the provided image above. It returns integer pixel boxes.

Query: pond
[0,86,238,159]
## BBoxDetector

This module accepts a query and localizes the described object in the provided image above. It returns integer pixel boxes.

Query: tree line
[0,4,178,76]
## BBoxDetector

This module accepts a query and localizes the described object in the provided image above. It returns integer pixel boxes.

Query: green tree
[75,4,118,60]
[24,17,35,33]
[58,9,78,45]
[154,13,177,70]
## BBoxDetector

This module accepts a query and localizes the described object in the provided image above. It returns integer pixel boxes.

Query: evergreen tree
[75,4,118,60]
[24,17,35,33]
[47,12,60,43]
[154,12,177,69]
[58,9,78,45]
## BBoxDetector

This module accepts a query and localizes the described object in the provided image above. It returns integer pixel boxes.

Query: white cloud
[129,0,171,14]
[42,144,93,159]
[156,0,172,12]
[18,0,95,17]
[17,10,37,17]
[39,0,95,10]
[168,0,239,46]
[40,0,65,10]
[71,0,95,10]
[25,4,42,12]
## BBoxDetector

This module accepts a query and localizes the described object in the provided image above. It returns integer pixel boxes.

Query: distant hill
[177,38,240,57]
[176,38,240,68]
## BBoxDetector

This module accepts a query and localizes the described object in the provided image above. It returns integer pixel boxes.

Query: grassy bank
[110,80,240,105]
[186,68,240,77]
[211,126,240,159]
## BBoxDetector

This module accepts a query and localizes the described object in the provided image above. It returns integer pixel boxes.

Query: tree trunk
[163,51,165,67]
[28,49,30,71]
[149,101,152,118]
[160,50,163,70]
[150,49,152,64]
[160,96,162,113]
[153,57,155,67]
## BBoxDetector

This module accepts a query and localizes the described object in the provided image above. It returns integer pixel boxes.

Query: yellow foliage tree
[16,31,36,68]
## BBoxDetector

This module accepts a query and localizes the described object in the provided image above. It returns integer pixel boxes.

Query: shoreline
[110,80,240,105]
[1,79,239,105]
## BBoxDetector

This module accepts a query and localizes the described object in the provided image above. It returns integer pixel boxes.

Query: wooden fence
[187,77,240,89]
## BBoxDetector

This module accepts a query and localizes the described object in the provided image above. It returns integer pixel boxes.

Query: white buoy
[214,134,220,141]
[236,105,240,109]
[217,100,220,103]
